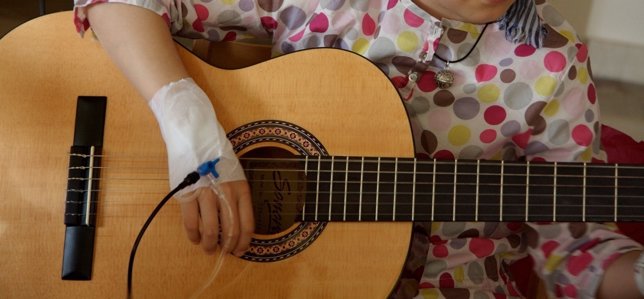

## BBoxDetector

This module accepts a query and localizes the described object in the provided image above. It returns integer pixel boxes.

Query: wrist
[147,77,245,199]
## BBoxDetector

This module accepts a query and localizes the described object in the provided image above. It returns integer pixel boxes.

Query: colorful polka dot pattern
[73,0,643,298]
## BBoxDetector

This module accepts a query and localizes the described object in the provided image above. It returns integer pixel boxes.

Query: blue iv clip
[197,158,221,178]
[197,158,225,198]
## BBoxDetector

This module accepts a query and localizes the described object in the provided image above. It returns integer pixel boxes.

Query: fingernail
[233,250,245,257]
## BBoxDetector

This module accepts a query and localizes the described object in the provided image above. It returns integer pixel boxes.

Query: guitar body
[0,12,414,298]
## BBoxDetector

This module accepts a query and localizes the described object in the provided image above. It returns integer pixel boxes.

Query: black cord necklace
[433,22,490,89]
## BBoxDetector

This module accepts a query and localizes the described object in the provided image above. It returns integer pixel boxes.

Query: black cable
[434,22,491,64]
[127,171,201,298]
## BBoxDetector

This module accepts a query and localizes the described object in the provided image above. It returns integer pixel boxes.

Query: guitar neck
[245,156,644,223]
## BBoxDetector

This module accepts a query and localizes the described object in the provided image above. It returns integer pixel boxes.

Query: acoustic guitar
[1,12,642,298]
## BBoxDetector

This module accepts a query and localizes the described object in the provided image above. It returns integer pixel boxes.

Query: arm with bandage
[85,3,254,257]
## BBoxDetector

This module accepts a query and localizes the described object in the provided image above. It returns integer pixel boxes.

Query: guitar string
[67,163,644,176]
[67,190,644,205]
[66,165,644,181]
[65,167,644,192]
[63,152,644,219]
[68,153,644,171]
[70,211,644,219]
[67,196,644,220]
[65,155,644,203]
[69,199,644,208]
[70,200,644,218]
[64,180,644,194]
[66,194,644,212]
[68,202,642,209]
[64,176,644,186]
[67,159,644,180]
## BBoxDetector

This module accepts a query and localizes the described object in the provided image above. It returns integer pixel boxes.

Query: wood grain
[0,12,414,298]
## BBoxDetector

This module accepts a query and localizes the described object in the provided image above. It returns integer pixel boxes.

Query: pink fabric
[512,125,644,295]
[601,125,644,245]
[601,125,644,164]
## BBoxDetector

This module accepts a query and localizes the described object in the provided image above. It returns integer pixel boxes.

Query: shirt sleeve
[73,0,309,42]
[73,0,172,37]
[523,41,601,163]
[521,41,643,298]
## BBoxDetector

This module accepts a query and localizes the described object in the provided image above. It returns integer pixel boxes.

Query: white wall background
[549,0,644,83]
[586,0,644,46]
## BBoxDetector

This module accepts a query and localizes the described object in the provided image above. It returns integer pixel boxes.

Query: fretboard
[294,156,644,222]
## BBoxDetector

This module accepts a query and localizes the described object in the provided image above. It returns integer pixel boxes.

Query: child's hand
[148,78,254,255]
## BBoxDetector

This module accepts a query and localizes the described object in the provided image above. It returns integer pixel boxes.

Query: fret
[329,156,349,221]
[303,156,317,222]
[500,160,504,221]
[412,158,417,221]
[452,160,458,222]
[314,156,333,221]
[525,161,530,221]
[582,163,587,221]
[376,158,396,221]
[555,162,584,221]
[315,156,322,221]
[304,156,309,173]
[528,162,555,222]
[476,160,480,221]
[477,161,502,221]
[359,157,379,221]
[455,160,478,221]
[616,164,644,221]
[375,157,380,221]
[433,160,455,221]
[614,165,618,222]
[502,162,528,221]
[393,158,398,221]
[394,158,415,221]
[344,157,363,221]
[359,157,364,221]
[583,164,615,222]
[431,159,436,221]
[553,161,557,221]
[407,158,434,222]
[328,156,334,221]
[344,156,349,221]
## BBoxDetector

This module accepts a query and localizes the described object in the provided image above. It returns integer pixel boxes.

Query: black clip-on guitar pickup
[61,96,106,280]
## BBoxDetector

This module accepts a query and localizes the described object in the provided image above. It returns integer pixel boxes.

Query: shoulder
[536,1,585,49]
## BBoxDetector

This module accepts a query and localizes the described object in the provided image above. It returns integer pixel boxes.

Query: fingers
[179,193,201,245]
[233,181,254,257]
[179,181,255,256]
[196,188,220,255]
[215,182,241,254]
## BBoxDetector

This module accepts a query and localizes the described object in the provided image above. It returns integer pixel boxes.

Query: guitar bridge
[61,96,106,280]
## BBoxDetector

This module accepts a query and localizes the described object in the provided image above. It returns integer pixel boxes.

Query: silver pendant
[434,68,454,89]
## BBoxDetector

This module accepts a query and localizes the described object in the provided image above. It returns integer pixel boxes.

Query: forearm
[597,250,643,299]
[86,3,188,100]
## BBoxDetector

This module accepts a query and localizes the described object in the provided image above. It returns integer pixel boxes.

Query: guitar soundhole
[241,147,305,235]
[229,120,327,262]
